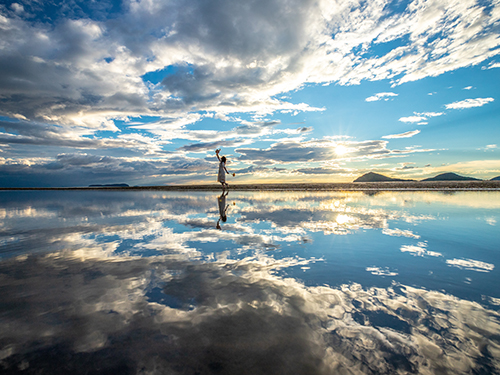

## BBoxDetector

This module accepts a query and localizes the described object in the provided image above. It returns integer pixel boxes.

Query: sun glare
[335,145,349,156]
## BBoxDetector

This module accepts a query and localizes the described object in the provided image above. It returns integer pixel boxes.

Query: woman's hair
[221,156,226,163]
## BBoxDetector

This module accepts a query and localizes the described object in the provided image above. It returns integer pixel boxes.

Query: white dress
[217,161,226,183]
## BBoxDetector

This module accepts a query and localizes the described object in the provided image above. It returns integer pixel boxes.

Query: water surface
[1,190,499,374]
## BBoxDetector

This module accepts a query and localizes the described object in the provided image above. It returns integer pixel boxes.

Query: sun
[335,144,349,156]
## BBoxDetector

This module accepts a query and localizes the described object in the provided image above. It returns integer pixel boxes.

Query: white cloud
[399,111,444,124]
[482,62,500,70]
[445,98,495,109]
[0,0,499,131]
[414,112,444,118]
[365,92,398,102]
[382,130,420,139]
[463,86,473,90]
[399,116,427,123]
[477,144,498,152]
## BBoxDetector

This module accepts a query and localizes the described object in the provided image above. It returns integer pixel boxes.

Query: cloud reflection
[0,190,500,373]
[0,252,499,374]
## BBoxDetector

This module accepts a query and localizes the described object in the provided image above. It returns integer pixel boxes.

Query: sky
[0,0,499,187]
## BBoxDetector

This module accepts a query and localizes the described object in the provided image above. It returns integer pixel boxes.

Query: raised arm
[215,148,221,161]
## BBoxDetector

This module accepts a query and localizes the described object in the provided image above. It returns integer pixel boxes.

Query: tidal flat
[0,190,499,374]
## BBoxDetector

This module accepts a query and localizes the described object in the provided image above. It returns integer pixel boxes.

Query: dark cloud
[0,120,168,156]
[178,139,247,152]
[294,167,347,175]
[0,0,499,125]
[1,0,123,22]
[297,126,312,132]
[236,139,394,163]
[0,153,213,187]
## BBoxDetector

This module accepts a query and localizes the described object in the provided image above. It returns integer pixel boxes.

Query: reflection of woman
[216,191,229,230]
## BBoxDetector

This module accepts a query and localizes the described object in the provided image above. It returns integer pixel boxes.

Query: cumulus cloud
[0,0,499,129]
[237,138,433,163]
[445,97,495,109]
[0,0,499,185]
[0,120,167,155]
[365,92,398,102]
[382,130,420,139]
[0,153,214,187]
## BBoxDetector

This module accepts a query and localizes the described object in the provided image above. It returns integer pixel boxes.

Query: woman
[215,148,232,191]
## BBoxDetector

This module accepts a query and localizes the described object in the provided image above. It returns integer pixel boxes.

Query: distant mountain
[421,173,481,182]
[89,183,129,187]
[353,172,411,182]
[491,176,500,181]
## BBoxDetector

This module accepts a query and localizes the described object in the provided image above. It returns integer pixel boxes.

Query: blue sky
[0,0,499,187]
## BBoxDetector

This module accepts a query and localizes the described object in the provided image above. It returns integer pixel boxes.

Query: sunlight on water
[0,190,499,374]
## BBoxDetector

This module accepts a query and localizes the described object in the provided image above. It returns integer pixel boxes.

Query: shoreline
[1,181,500,191]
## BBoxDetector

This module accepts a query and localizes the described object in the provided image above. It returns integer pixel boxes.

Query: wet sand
[2,181,500,191]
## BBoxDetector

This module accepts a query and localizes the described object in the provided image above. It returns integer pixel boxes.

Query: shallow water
[0,190,499,374]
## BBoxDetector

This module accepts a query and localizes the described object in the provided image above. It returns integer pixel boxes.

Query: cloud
[382,130,420,139]
[293,167,351,175]
[0,0,499,130]
[482,61,500,70]
[0,0,499,186]
[414,112,444,118]
[445,98,495,109]
[420,159,500,179]
[477,144,498,152]
[0,120,167,154]
[0,153,214,187]
[365,92,398,102]
[399,111,444,124]
[398,116,428,123]
[236,138,433,164]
